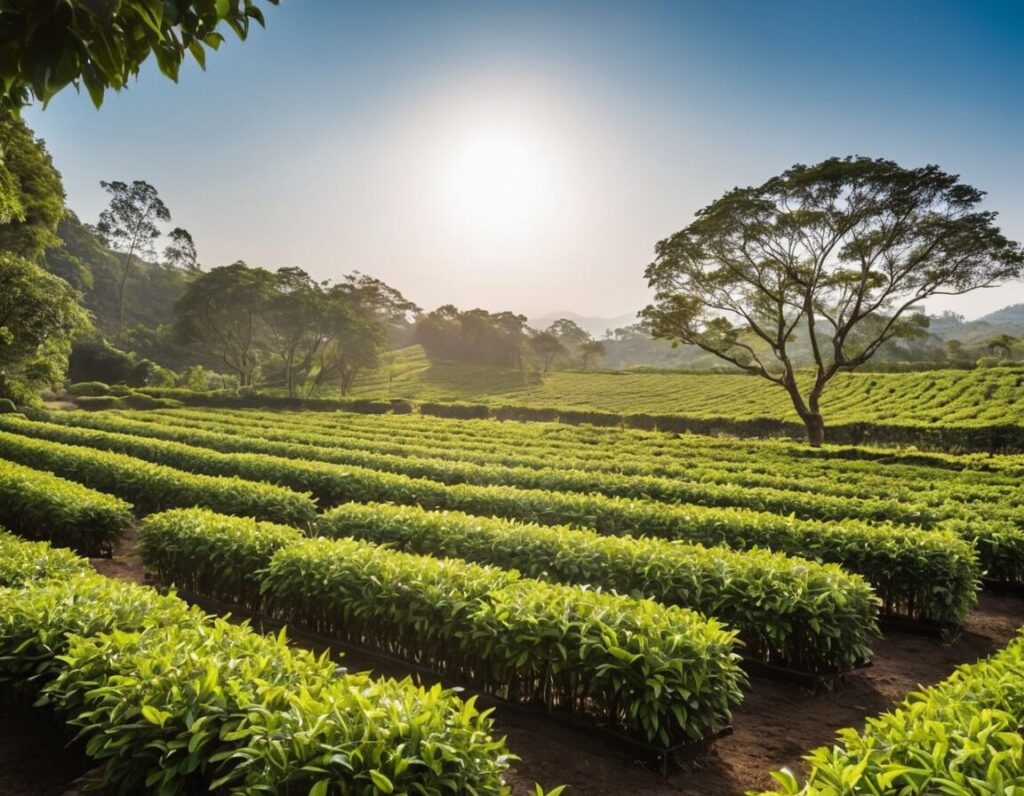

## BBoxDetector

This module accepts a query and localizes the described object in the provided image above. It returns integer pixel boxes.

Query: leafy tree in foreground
[0,253,90,403]
[0,0,278,112]
[95,180,171,342]
[643,156,1024,445]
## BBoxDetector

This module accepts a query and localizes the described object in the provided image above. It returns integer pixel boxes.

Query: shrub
[139,508,301,609]
[0,555,513,795]
[74,395,124,410]
[67,381,110,397]
[419,401,492,419]
[0,398,16,414]
[119,392,183,410]
[48,614,511,795]
[0,571,193,695]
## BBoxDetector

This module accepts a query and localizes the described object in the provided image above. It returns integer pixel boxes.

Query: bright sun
[440,123,560,242]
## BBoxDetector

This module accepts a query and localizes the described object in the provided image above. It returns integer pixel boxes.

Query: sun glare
[439,122,562,242]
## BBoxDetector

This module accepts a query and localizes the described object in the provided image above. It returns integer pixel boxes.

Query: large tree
[0,0,277,113]
[529,331,566,374]
[643,157,1024,445]
[0,253,90,403]
[262,267,329,397]
[311,287,387,396]
[95,180,171,342]
[172,261,274,387]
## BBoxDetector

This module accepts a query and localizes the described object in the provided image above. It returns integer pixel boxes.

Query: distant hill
[926,304,1024,345]
[528,311,638,338]
[976,304,1024,326]
[43,210,192,339]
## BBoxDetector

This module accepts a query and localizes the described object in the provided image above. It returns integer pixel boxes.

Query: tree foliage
[173,261,403,395]
[0,116,64,259]
[0,0,278,112]
[0,253,90,402]
[643,156,1024,444]
[528,331,565,374]
[416,306,531,368]
[163,227,198,271]
[96,180,175,341]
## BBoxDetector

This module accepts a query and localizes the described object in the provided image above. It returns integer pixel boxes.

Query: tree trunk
[115,256,131,343]
[802,413,825,447]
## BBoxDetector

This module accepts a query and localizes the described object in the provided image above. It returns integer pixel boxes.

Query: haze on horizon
[25,0,1024,322]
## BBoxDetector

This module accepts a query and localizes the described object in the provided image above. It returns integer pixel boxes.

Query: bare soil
[2,531,1021,796]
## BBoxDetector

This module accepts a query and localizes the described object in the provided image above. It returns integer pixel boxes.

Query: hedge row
[75,393,183,411]
[0,531,513,794]
[140,508,746,749]
[135,388,1024,452]
[0,427,316,526]
[758,628,1024,794]
[317,502,878,674]
[56,410,937,528]
[0,458,132,556]
[3,415,981,624]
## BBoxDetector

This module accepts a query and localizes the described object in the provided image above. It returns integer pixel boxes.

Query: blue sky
[26,0,1024,319]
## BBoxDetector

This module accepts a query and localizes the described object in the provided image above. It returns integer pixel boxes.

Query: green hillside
[353,345,1024,427]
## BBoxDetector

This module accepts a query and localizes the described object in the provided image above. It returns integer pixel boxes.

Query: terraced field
[2,404,1023,794]
[351,345,1024,427]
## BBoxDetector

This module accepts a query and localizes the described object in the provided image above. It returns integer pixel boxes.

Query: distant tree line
[415,307,605,373]
[173,264,417,396]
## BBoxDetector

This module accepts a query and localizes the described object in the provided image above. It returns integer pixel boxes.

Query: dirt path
[3,532,1021,795]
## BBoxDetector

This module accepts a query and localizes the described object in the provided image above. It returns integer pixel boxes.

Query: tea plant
[757,629,1024,794]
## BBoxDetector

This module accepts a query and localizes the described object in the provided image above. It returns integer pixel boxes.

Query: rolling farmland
[350,345,1024,426]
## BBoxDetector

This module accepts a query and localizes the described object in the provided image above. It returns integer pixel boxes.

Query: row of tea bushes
[140,508,746,750]
[48,410,933,527]
[93,408,1024,539]
[4,414,980,625]
[0,458,131,556]
[0,531,514,794]
[101,408,1024,552]
[318,502,879,675]
[0,426,316,526]
[69,408,1004,503]
[758,628,1024,794]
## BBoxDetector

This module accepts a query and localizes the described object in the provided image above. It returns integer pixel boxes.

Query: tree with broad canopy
[642,156,1024,446]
